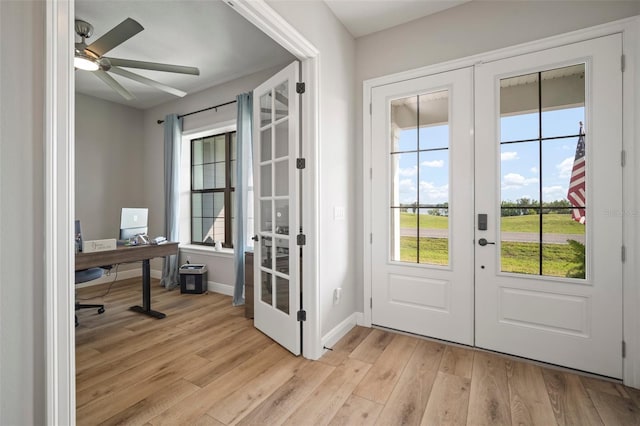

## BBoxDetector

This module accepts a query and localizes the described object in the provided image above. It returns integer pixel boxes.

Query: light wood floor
[76,277,640,425]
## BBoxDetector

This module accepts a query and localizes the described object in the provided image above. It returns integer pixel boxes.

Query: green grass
[398,237,584,278]
[399,212,585,235]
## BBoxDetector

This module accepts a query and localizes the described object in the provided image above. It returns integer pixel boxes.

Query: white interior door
[253,62,301,355]
[475,34,623,378]
[370,67,474,345]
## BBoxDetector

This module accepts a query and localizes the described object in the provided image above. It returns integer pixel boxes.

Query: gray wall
[75,94,145,241]
[354,0,640,311]
[0,1,46,424]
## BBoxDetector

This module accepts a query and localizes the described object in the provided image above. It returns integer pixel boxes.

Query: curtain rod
[156,99,237,124]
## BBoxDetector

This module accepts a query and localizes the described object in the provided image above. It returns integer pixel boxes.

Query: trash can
[179,264,208,294]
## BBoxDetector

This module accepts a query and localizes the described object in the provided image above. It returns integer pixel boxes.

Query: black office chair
[75,268,106,326]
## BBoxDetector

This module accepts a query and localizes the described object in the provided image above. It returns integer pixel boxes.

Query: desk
[75,242,179,319]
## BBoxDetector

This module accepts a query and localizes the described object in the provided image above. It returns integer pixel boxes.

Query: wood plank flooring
[76,278,640,425]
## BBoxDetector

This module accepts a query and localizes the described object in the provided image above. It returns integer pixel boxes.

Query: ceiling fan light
[74,53,99,71]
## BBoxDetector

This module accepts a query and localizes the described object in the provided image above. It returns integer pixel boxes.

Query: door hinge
[622,340,626,358]
[621,150,626,167]
[296,158,306,169]
[296,82,306,94]
[297,310,307,321]
[370,233,372,244]
[297,234,306,246]
[370,298,372,309]
[369,103,372,115]
[621,55,626,72]
[370,168,372,180]
[622,245,626,262]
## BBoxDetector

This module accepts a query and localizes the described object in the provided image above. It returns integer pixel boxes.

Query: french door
[475,34,622,378]
[370,34,623,377]
[371,67,475,345]
[253,62,301,355]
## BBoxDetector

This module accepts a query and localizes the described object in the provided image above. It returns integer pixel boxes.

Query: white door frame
[363,16,640,387]
[45,0,321,423]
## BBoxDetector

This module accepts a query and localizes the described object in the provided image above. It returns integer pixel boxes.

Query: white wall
[266,0,357,338]
[142,64,291,287]
[75,94,145,240]
[0,1,46,424]
[354,0,640,311]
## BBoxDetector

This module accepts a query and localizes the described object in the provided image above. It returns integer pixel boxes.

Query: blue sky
[395,107,585,206]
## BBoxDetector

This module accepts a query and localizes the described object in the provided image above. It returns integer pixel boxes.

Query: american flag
[567,125,586,224]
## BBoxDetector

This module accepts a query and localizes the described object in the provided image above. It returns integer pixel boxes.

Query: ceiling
[324,0,472,38]
[74,0,294,109]
[75,0,470,110]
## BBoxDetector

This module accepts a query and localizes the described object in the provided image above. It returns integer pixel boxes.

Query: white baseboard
[321,312,360,351]
[209,281,234,296]
[355,312,365,326]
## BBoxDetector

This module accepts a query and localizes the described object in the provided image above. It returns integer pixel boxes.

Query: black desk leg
[130,259,166,319]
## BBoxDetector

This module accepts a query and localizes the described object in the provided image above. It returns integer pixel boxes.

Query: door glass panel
[390,91,450,265]
[260,164,272,197]
[260,200,272,232]
[261,236,272,269]
[499,63,586,279]
[260,92,271,127]
[261,271,272,305]
[261,128,272,162]
[274,82,289,121]
[275,238,289,274]
[274,160,288,196]
[500,72,539,142]
[275,120,288,158]
[276,276,289,314]
[275,200,289,235]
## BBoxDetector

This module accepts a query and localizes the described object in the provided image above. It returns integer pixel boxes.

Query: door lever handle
[251,235,259,242]
[478,238,495,246]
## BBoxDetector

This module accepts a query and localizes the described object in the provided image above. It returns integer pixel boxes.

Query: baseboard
[209,281,234,296]
[321,312,360,351]
[355,312,365,326]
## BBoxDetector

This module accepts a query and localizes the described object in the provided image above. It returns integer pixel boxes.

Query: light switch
[334,206,345,220]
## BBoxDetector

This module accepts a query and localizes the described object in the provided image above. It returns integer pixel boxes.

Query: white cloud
[502,173,538,189]
[542,185,566,201]
[398,165,417,177]
[530,167,538,174]
[421,159,444,168]
[557,156,574,178]
[419,181,449,203]
[501,151,519,161]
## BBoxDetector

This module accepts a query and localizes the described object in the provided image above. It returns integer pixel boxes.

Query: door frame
[362,16,640,387]
[45,0,321,424]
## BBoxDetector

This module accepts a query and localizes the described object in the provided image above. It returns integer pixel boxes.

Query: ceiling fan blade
[110,67,187,98]
[86,18,144,57]
[105,57,200,75]
[93,70,135,100]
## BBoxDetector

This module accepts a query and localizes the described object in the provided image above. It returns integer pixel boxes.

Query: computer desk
[75,242,179,319]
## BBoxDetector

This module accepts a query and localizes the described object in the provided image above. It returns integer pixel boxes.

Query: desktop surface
[75,242,178,270]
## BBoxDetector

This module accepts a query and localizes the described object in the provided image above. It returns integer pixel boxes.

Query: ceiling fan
[74,17,200,100]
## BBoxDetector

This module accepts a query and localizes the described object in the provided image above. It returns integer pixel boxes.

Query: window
[190,131,236,248]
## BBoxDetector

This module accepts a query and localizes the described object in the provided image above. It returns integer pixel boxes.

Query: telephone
[133,234,149,245]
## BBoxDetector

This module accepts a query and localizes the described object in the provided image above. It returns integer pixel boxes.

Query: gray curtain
[161,113,183,289]
[233,92,254,305]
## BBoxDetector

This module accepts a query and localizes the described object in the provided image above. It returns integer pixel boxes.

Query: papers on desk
[83,238,117,253]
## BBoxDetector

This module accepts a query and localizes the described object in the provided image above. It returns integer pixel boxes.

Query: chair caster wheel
[98,307,105,314]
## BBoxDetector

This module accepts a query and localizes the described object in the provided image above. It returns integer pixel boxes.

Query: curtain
[233,92,254,305]
[160,113,183,289]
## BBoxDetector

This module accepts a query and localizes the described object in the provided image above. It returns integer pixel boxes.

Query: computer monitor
[119,207,148,240]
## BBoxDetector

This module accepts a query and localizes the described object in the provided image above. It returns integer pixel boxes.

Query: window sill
[179,244,235,258]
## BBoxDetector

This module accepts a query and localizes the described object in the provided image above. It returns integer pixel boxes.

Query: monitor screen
[119,207,148,240]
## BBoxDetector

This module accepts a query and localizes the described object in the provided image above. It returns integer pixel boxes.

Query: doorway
[368,34,623,378]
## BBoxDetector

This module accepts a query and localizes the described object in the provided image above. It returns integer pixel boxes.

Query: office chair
[75,268,106,326]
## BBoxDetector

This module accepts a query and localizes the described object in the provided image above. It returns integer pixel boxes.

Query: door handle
[478,238,495,246]
[251,235,259,242]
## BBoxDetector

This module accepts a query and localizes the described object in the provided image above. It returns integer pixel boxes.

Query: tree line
[399,198,572,216]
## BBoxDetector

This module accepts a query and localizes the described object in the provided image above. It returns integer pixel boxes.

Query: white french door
[370,34,623,378]
[475,34,623,378]
[253,62,301,355]
[371,67,475,345]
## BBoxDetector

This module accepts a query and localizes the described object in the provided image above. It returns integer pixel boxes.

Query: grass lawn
[398,237,584,278]
[399,212,585,235]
